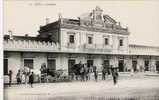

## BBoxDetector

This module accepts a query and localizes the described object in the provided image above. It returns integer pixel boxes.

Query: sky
[4,0,159,46]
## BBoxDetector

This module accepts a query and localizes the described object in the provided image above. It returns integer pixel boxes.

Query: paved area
[4,74,159,100]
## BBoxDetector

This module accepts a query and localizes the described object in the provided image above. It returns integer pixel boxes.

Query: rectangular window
[88,36,93,44]
[119,39,123,46]
[104,38,109,45]
[69,35,75,43]
[4,59,8,75]
[24,59,33,69]
[47,59,56,70]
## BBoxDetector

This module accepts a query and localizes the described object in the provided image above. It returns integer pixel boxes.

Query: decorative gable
[103,14,116,24]
[79,6,117,27]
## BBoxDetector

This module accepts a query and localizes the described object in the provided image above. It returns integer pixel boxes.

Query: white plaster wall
[60,28,129,54]
[8,52,22,83]
[137,57,144,71]
[76,54,87,64]
[150,57,156,72]
[56,54,68,76]
[94,56,103,72]
[5,51,159,84]
[125,57,132,70]
[112,35,129,53]
[34,53,47,72]
[79,32,86,46]
[110,56,118,68]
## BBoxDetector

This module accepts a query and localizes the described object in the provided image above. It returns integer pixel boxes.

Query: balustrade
[129,45,159,55]
[4,39,59,52]
[83,43,112,53]
[4,39,159,55]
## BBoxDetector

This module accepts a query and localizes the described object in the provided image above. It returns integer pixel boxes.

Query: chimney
[25,34,29,37]
[58,13,63,24]
[58,13,62,19]
[8,30,13,40]
[46,18,49,25]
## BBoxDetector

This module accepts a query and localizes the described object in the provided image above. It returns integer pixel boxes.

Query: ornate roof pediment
[79,6,117,26]
[103,14,117,24]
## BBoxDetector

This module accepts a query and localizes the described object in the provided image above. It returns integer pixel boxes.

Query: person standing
[8,70,13,87]
[23,66,30,84]
[16,70,22,84]
[93,66,98,82]
[84,64,89,81]
[112,68,119,85]
[71,65,75,81]
[80,65,85,82]
[102,66,106,80]
[73,64,79,81]
[87,67,91,81]
[29,72,34,88]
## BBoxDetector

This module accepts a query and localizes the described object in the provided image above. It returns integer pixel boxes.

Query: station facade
[4,6,159,82]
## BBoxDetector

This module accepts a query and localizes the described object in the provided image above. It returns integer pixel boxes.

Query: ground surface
[4,73,159,100]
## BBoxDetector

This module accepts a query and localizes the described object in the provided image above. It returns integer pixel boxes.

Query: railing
[4,39,59,52]
[82,44,112,53]
[84,44,112,49]
[5,39,159,56]
[129,45,159,55]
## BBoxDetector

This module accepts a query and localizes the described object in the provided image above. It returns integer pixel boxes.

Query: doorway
[103,59,110,74]
[118,60,124,72]
[156,61,159,72]
[144,60,149,71]
[24,59,34,69]
[103,60,110,67]
[87,60,94,68]
[103,59,110,70]
[68,59,76,75]
[4,59,8,75]
[132,60,137,72]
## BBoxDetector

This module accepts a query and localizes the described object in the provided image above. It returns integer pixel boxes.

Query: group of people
[8,67,35,88]
[70,61,119,85]
[16,69,34,87]
[7,62,119,87]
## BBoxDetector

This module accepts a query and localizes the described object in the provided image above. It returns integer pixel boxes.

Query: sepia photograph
[3,0,159,100]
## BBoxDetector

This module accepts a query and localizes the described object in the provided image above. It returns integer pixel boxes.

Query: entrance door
[132,60,137,72]
[24,59,34,69]
[103,59,110,74]
[144,60,149,71]
[4,59,8,75]
[47,59,56,76]
[103,60,109,66]
[47,59,56,70]
[87,60,93,68]
[103,59,110,70]
[156,61,159,72]
[68,59,75,75]
[118,60,124,72]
